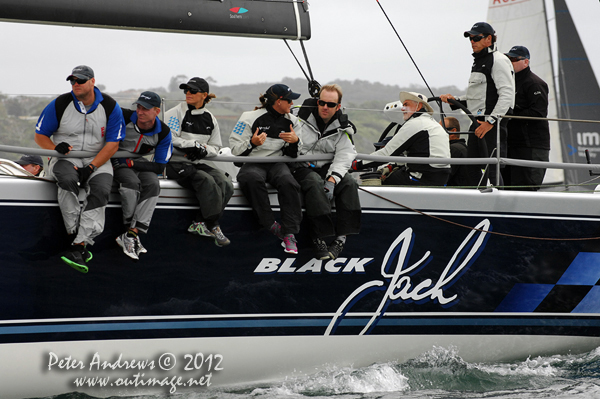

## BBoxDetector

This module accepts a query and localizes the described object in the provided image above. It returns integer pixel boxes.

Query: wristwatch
[486,116,497,125]
[89,164,97,172]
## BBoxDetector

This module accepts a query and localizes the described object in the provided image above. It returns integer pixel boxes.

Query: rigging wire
[283,39,321,97]
[375,0,435,99]
[358,186,600,241]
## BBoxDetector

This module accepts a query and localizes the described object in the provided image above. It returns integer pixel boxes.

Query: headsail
[487,0,563,184]
[553,0,600,187]
[0,0,310,40]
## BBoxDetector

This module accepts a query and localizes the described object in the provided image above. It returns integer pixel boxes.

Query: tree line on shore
[0,76,467,161]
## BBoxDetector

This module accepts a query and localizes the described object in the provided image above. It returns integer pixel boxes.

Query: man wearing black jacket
[503,46,550,191]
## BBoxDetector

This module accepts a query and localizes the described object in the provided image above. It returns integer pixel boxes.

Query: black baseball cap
[16,154,44,167]
[66,65,94,81]
[266,84,301,101]
[505,45,530,60]
[133,91,161,109]
[464,22,495,38]
[179,77,209,93]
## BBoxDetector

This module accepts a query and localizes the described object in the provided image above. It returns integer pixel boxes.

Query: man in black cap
[164,77,233,247]
[34,65,125,273]
[113,91,173,260]
[15,154,44,176]
[230,83,303,255]
[440,22,515,186]
[502,45,550,191]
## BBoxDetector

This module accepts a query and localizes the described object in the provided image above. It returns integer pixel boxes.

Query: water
[44,345,600,399]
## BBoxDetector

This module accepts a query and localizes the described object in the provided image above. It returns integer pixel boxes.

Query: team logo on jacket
[101,127,105,137]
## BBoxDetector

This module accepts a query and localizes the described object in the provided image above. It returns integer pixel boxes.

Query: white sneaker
[116,233,139,260]
[136,236,147,255]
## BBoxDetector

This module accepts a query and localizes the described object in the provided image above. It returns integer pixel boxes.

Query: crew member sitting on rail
[294,83,361,260]
[165,77,233,247]
[230,84,303,255]
[113,91,173,260]
[34,65,125,273]
[353,92,450,186]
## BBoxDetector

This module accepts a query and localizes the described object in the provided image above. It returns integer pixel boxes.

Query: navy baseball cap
[179,77,209,93]
[266,84,301,101]
[464,22,495,38]
[133,91,161,109]
[66,65,94,81]
[505,45,530,60]
[16,154,44,167]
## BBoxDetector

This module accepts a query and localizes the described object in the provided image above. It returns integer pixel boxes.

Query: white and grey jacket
[298,103,357,184]
[230,106,302,158]
[456,44,515,124]
[164,102,222,168]
[364,112,450,172]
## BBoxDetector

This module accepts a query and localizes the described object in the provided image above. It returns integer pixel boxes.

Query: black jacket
[507,67,550,150]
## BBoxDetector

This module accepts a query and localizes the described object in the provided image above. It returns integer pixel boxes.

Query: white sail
[487,0,563,184]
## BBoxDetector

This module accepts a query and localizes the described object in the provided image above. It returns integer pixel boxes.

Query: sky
[0,0,598,97]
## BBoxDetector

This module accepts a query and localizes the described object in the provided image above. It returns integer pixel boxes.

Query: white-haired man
[353,92,450,186]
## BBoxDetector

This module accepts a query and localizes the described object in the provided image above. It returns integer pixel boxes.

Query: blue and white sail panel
[0,0,311,40]
[487,0,563,184]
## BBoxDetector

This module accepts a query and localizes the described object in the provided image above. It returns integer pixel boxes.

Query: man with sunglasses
[230,84,303,255]
[440,22,515,186]
[294,84,361,260]
[34,65,125,273]
[165,77,233,247]
[502,46,550,191]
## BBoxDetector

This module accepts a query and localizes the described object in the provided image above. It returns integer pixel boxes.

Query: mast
[0,0,311,40]
[554,0,600,188]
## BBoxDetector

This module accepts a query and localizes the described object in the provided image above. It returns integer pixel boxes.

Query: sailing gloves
[111,158,134,169]
[351,160,363,171]
[54,142,71,155]
[324,180,335,203]
[183,142,208,161]
[78,164,96,185]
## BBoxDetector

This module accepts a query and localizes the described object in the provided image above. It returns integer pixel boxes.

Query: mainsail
[553,0,600,187]
[487,0,563,184]
[0,0,310,40]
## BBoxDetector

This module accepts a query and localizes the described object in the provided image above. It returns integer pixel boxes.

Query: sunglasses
[317,100,339,108]
[69,78,89,85]
[468,35,487,42]
[508,56,525,62]
[183,88,200,95]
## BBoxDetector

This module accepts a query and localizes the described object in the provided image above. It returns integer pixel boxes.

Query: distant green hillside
[0,77,468,160]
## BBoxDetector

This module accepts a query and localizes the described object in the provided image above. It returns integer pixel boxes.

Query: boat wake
[45,345,600,399]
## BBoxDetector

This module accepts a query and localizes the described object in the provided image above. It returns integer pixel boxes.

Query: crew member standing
[503,45,550,191]
[440,22,515,186]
